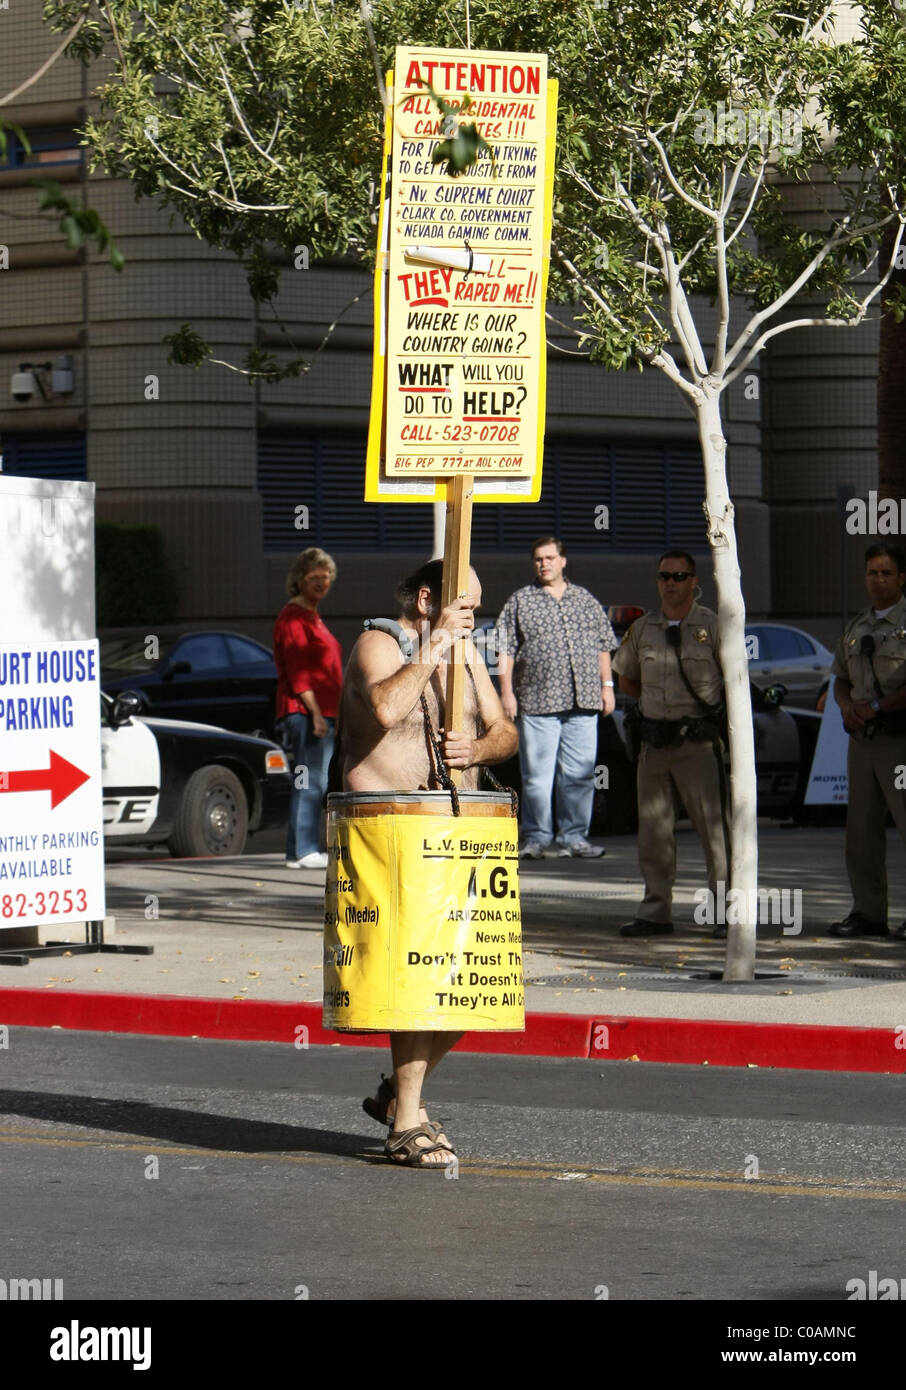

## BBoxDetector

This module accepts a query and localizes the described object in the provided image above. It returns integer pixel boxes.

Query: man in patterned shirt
[494,536,617,857]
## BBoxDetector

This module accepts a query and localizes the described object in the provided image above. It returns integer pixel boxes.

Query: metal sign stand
[0,919,154,966]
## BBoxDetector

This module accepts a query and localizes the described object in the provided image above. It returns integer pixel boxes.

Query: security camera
[10,361,53,403]
[10,370,37,403]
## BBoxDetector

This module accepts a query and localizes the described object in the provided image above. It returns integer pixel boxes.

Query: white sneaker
[299,851,328,869]
[285,858,303,869]
[555,838,605,859]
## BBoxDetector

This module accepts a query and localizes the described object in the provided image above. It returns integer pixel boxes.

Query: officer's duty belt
[863,710,906,739]
[639,715,721,748]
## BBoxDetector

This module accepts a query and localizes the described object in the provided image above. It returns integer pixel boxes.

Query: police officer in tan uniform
[829,542,906,940]
[612,552,730,938]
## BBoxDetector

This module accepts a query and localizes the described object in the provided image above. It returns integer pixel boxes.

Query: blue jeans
[517,711,599,845]
[279,713,335,859]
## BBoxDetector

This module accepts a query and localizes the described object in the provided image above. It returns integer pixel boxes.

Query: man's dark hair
[865,541,906,573]
[531,536,565,557]
[658,549,697,573]
[396,558,444,618]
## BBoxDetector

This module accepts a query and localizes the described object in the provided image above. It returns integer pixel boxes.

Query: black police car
[101,692,290,856]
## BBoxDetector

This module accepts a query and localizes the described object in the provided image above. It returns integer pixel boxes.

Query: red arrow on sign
[0,750,90,809]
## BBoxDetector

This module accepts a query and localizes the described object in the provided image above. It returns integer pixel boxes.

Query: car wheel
[168,765,249,857]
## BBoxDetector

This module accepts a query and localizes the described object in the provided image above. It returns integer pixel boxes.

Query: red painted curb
[0,988,901,1071]
[588,1015,906,1073]
[0,989,590,1058]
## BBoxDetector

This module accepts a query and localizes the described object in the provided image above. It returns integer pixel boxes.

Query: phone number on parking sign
[2,888,89,919]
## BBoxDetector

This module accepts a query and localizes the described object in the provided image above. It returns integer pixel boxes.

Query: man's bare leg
[386,1031,462,1164]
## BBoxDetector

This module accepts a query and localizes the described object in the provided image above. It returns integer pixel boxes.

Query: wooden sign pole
[441,473,474,786]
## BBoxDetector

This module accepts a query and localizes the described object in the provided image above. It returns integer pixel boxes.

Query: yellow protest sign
[365,47,557,505]
[323,803,525,1032]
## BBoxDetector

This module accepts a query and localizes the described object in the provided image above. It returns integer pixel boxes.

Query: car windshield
[100,638,166,672]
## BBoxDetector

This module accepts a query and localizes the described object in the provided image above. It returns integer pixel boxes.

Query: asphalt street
[2,1027,905,1306]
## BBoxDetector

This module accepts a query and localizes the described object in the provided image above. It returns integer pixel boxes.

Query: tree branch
[639,127,718,221]
[724,217,906,385]
[359,0,389,112]
[217,60,286,170]
[724,202,896,371]
[1,7,90,106]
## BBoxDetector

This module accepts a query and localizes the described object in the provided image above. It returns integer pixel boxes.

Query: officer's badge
[848,637,857,647]
[694,628,709,643]
[894,628,906,641]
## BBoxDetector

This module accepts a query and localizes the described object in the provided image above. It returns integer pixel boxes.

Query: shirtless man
[342,558,517,1166]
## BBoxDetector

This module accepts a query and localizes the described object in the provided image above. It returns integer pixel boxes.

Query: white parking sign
[0,640,105,929]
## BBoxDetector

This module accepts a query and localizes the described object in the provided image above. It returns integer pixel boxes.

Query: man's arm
[847,675,906,724]
[351,631,437,730]
[440,649,518,769]
[350,597,477,730]
[493,600,519,720]
[599,649,616,715]
[834,675,865,730]
[611,618,641,702]
[617,674,642,699]
[497,653,517,720]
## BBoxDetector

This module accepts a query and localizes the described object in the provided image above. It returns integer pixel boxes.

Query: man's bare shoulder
[348,633,402,669]
[347,629,406,682]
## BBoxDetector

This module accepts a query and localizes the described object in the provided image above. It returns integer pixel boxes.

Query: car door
[153,633,231,726]
[749,627,825,705]
[224,634,278,735]
[100,697,161,839]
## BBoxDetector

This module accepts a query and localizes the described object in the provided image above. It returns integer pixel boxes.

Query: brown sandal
[363,1075,440,1132]
[362,1073,395,1126]
[384,1124,456,1168]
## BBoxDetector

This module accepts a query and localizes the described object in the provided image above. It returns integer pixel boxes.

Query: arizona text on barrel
[323,791,525,1031]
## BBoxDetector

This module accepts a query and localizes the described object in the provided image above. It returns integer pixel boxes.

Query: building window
[0,434,87,480]
[2,127,82,169]
[258,432,705,553]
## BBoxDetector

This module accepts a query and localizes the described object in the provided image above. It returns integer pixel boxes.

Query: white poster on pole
[0,639,105,927]
[803,698,850,805]
[0,477,95,641]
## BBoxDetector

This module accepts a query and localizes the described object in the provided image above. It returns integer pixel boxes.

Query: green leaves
[163,324,212,368]
[882,284,906,325]
[244,246,281,302]
[38,0,906,390]
[423,86,495,178]
[0,121,31,160]
[33,179,125,269]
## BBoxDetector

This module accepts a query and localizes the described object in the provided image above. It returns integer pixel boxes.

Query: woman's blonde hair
[286,547,337,597]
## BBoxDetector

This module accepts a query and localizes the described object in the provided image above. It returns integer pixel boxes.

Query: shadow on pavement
[0,1089,376,1161]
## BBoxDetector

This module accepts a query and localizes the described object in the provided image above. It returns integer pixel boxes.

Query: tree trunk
[878,217,906,502]
[696,389,758,982]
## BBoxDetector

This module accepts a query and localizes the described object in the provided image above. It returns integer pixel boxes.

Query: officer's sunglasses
[657,570,693,582]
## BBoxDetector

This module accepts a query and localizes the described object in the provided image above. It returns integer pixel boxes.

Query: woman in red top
[274,548,343,869]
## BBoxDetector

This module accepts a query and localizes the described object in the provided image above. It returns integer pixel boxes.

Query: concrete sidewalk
[1,825,905,1066]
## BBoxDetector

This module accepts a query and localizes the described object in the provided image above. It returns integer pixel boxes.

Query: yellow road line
[0,1126,903,1199]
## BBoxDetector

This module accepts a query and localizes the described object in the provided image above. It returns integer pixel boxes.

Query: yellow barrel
[323,791,525,1031]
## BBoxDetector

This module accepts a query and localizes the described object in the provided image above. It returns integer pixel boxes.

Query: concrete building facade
[0,2,881,655]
